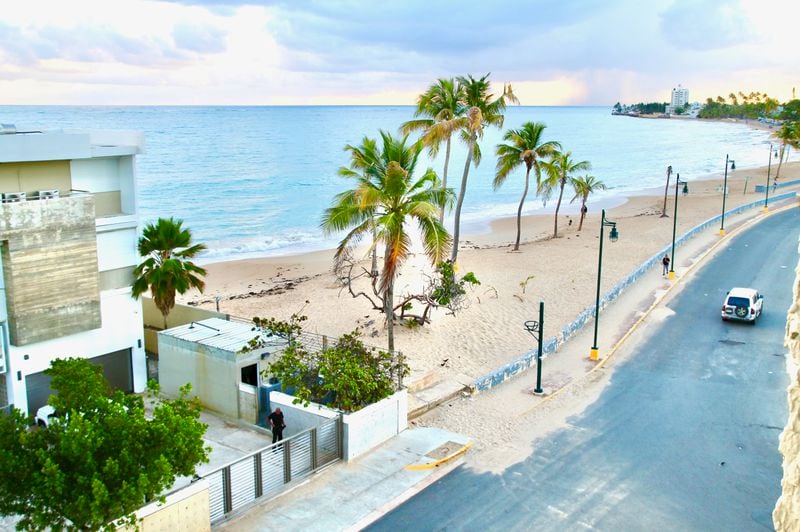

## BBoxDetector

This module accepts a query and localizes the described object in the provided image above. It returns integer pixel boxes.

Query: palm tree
[570,174,607,231]
[775,121,799,179]
[540,151,591,238]
[337,136,382,276]
[451,74,518,263]
[494,121,561,250]
[132,217,207,329]
[400,78,463,222]
[321,132,453,352]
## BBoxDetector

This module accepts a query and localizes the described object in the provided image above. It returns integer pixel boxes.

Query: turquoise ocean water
[0,106,774,262]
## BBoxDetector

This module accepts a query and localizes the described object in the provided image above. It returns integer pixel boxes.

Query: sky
[0,0,797,106]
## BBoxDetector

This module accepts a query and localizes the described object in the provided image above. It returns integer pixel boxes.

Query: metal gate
[202,415,343,523]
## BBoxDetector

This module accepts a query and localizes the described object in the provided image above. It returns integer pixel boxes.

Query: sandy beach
[181,160,800,387]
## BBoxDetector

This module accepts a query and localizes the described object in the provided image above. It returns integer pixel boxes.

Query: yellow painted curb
[520,198,797,416]
[405,441,473,471]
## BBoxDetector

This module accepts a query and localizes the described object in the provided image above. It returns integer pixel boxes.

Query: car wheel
[734,306,748,318]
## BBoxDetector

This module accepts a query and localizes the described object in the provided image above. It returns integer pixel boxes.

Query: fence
[201,414,342,524]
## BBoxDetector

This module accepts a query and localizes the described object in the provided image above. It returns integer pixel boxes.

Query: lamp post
[719,155,735,235]
[764,144,777,212]
[669,174,688,280]
[524,300,545,394]
[590,210,618,362]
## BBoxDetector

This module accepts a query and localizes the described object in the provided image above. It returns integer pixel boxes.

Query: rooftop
[159,317,288,354]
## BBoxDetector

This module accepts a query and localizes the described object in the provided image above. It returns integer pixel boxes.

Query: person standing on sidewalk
[661,254,670,276]
[268,407,286,444]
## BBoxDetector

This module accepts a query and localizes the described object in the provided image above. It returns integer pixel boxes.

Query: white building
[671,85,689,108]
[0,125,147,416]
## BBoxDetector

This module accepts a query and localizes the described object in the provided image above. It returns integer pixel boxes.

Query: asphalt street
[368,207,798,532]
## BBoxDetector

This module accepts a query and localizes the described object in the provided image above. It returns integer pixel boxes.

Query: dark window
[241,364,258,386]
[726,297,750,307]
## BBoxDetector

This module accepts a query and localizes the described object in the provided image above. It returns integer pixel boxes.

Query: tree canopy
[0,358,209,531]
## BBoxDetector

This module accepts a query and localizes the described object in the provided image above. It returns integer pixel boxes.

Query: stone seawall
[773,240,800,531]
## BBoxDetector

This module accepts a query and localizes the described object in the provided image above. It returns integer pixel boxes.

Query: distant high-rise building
[671,85,689,108]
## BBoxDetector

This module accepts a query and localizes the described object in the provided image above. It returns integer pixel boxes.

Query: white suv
[721,287,763,324]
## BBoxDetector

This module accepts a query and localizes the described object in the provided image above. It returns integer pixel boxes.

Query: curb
[347,450,468,531]
[404,441,474,471]
[520,199,798,415]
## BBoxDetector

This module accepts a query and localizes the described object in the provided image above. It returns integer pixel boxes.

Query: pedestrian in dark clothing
[268,407,285,444]
[661,254,670,275]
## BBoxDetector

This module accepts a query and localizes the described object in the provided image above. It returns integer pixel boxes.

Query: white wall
[7,287,146,414]
[269,389,407,461]
[71,158,120,193]
[96,225,138,271]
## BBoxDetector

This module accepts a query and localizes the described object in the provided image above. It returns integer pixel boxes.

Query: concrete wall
[0,195,101,345]
[142,298,227,354]
[774,245,800,531]
[238,383,258,424]
[157,333,238,418]
[269,389,407,461]
[126,479,210,532]
[7,287,147,412]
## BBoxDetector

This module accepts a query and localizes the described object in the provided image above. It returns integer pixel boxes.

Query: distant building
[665,85,690,115]
[0,126,147,416]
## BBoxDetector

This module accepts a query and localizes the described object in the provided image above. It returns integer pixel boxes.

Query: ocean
[0,105,774,263]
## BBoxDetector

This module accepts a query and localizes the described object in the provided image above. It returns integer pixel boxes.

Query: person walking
[268,407,286,444]
[661,254,671,276]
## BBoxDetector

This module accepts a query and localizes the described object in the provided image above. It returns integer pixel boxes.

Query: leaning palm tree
[451,74,518,263]
[132,217,207,329]
[400,78,463,222]
[774,121,799,179]
[570,174,607,231]
[321,132,453,352]
[494,121,561,250]
[540,151,591,238]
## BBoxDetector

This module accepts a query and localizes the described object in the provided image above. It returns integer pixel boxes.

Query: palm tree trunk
[514,167,531,251]
[775,144,785,179]
[661,166,671,217]
[451,134,476,263]
[553,177,566,238]
[439,136,452,224]
[370,220,378,277]
[384,276,395,354]
[578,198,587,231]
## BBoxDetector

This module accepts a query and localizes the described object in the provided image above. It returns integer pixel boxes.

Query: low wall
[142,298,227,354]
[238,383,258,425]
[269,389,408,461]
[124,479,210,532]
[474,191,798,391]
[755,178,800,193]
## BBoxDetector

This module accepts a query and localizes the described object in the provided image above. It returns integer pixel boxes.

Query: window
[726,297,750,307]
[240,364,258,386]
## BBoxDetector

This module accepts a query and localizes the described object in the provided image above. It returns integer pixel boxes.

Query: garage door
[26,349,133,414]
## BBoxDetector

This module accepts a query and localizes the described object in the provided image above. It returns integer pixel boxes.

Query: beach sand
[181,160,799,387]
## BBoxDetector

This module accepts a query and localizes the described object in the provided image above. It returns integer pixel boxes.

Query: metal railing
[202,414,342,523]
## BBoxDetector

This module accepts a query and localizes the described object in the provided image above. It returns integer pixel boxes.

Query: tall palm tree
[400,78,463,222]
[570,174,607,231]
[337,136,382,276]
[321,132,452,352]
[540,151,591,238]
[494,121,561,250]
[132,217,207,329]
[451,74,518,263]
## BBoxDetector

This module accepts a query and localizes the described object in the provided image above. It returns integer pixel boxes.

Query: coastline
[181,160,799,385]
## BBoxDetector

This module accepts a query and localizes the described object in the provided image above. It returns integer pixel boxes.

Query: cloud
[659,0,753,50]
[173,22,228,53]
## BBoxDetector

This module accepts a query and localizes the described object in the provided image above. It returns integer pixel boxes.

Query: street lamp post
[764,144,777,212]
[719,155,735,235]
[669,174,688,280]
[590,210,618,362]
[524,300,545,394]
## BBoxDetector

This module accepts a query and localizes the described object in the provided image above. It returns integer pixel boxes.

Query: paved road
[369,207,798,532]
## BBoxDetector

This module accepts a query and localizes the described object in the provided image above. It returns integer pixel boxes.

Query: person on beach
[268,407,286,444]
[661,254,670,275]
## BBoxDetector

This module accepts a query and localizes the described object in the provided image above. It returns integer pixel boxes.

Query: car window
[727,296,750,307]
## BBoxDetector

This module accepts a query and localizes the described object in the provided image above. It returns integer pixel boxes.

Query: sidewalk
[215,427,471,531]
